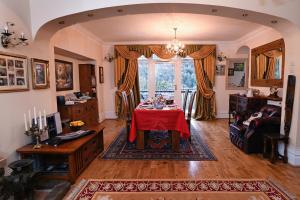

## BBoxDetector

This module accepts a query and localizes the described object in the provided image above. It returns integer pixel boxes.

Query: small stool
[263,133,289,164]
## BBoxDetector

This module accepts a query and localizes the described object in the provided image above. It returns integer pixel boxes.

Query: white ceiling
[79,13,263,42]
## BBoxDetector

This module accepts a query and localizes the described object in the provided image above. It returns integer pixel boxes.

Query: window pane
[181,58,196,90]
[155,62,175,98]
[138,56,148,101]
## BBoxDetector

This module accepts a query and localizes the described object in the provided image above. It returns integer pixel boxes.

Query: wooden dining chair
[121,91,131,141]
[182,89,189,115]
[186,91,196,141]
[129,89,136,112]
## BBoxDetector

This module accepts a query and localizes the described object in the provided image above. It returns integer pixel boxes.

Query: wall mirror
[226,58,248,90]
[251,39,285,87]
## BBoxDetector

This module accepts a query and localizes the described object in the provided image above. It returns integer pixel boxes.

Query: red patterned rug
[69,179,293,200]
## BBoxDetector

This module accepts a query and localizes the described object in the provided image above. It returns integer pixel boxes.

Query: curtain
[115,46,141,117]
[189,45,216,120]
[114,44,216,120]
[264,50,282,80]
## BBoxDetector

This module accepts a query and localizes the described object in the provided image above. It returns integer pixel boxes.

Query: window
[155,62,175,98]
[181,57,196,91]
[138,56,149,101]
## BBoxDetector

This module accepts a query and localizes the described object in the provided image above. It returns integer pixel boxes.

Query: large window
[155,62,175,98]
[138,56,149,101]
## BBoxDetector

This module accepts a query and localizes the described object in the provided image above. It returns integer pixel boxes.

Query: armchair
[229,104,281,154]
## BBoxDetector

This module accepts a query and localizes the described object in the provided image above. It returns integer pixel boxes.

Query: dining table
[129,103,190,152]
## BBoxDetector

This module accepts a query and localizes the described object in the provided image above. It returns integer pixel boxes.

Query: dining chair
[182,89,189,116]
[129,89,136,112]
[186,91,196,141]
[121,91,131,141]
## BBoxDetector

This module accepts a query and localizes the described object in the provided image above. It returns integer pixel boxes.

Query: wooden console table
[16,126,104,183]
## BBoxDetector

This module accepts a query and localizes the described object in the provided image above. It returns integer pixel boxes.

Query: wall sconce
[104,54,115,63]
[217,52,227,62]
[1,22,28,48]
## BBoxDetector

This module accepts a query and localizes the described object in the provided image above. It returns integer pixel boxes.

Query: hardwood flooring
[78,119,300,198]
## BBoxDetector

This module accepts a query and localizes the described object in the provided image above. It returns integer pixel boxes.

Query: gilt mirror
[251,39,285,87]
[226,58,248,90]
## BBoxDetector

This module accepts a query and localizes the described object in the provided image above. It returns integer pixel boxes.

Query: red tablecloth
[129,108,190,143]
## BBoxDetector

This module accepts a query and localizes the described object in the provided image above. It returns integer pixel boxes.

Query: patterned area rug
[101,126,216,160]
[70,179,293,200]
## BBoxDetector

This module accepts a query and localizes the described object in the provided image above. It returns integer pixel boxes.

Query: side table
[263,133,289,164]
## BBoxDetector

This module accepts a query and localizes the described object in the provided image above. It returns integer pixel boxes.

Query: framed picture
[226,58,248,90]
[31,58,49,89]
[99,66,104,84]
[0,51,29,92]
[228,68,234,76]
[216,64,225,76]
[55,59,73,91]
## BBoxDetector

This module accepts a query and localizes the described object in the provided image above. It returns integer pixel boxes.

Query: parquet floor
[78,119,300,198]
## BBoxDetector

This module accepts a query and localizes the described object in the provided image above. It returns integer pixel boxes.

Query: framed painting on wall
[0,51,29,92]
[55,59,73,91]
[31,58,49,89]
[99,66,104,84]
[216,64,225,76]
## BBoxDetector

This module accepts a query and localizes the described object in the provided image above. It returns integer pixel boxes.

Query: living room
[0,1,300,199]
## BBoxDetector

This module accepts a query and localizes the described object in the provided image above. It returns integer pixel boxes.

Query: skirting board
[287,148,300,166]
[216,112,228,119]
[104,111,118,119]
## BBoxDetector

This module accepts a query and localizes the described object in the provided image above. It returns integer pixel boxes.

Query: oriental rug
[69,179,293,200]
[101,126,216,161]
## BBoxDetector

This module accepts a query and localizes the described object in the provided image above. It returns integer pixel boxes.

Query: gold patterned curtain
[115,46,141,117]
[189,45,216,120]
[114,44,216,120]
[264,50,282,80]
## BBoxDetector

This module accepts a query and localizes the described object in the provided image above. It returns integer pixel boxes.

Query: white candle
[43,110,47,126]
[4,26,8,33]
[39,111,42,130]
[28,110,32,128]
[20,32,24,39]
[34,107,37,125]
[24,113,28,131]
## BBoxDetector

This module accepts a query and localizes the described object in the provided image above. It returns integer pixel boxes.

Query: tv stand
[16,126,104,183]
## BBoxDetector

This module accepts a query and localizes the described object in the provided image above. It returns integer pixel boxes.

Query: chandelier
[166,28,185,54]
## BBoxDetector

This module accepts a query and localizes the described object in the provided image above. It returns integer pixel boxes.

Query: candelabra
[24,125,48,149]
[1,22,28,48]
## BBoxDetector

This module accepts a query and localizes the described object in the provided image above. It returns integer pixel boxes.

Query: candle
[20,32,24,39]
[43,110,47,127]
[24,113,28,131]
[39,111,42,130]
[28,110,32,128]
[34,107,37,125]
[4,26,8,33]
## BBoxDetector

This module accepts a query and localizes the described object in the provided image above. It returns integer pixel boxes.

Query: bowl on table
[69,120,85,131]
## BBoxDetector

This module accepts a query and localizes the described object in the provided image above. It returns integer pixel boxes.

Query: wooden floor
[78,119,300,198]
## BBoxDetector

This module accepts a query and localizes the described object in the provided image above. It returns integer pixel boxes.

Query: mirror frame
[225,58,249,90]
[251,38,285,88]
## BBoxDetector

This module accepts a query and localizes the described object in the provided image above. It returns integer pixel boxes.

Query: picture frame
[0,51,29,92]
[216,64,225,76]
[55,59,73,91]
[226,58,248,90]
[99,66,104,84]
[31,58,49,89]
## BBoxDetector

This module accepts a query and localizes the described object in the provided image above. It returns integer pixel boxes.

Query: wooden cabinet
[58,99,99,126]
[79,64,96,97]
[17,126,104,183]
[229,94,268,124]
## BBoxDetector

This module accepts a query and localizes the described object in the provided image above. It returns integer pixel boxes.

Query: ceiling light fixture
[271,20,278,24]
[166,28,185,55]
[1,22,28,48]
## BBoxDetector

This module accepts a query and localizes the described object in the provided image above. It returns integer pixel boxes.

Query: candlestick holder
[24,125,48,149]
